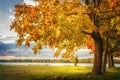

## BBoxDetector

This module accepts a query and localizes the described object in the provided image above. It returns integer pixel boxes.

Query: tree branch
[100,13,120,20]
[100,9,120,14]
[82,31,92,35]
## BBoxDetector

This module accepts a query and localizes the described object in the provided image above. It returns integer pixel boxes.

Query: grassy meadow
[0,65,120,80]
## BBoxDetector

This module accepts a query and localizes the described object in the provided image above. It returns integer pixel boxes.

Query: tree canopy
[10,0,120,57]
[10,0,96,57]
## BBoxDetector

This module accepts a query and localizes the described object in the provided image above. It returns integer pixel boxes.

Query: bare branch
[82,31,92,35]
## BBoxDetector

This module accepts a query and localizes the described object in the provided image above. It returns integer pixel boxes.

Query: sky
[0,0,93,59]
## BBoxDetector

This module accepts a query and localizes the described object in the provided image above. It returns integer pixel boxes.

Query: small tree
[74,55,78,66]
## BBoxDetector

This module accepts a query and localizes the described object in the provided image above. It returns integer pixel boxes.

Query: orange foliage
[84,36,95,52]
[108,0,120,10]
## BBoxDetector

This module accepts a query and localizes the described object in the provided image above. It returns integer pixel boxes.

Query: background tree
[97,0,120,73]
[106,0,120,68]
[102,29,117,73]
[74,55,78,66]
[108,34,120,68]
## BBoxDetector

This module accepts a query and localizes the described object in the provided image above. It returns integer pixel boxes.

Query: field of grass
[0,65,120,80]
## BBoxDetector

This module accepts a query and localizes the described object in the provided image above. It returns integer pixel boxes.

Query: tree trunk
[111,53,115,67]
[91,31,103,75]
[85,0,104,75]
[108,52,115,68]
[102,37,108,73]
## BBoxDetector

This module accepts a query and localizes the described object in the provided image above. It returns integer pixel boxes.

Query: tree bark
[85,0,89,5]
[111,53,115,67]
[91,31,103,75]
[108,52,115,68]
[102,37,108,73]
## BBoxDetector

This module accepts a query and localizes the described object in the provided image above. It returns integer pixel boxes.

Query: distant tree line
[0,58,120,63]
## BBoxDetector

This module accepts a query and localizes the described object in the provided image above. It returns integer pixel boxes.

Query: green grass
[0,65,120,80]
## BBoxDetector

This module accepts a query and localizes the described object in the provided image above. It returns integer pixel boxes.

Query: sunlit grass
[0,65,120,80]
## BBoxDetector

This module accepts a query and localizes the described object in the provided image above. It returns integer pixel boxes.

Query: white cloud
[0,56,16,60]
[0,8,15,35]
[24,0,38,6]
[0,35,17,43]
[0,35,17,40]
[1,23,5,27]
[9,15,15,21]
[0,35,7,40]
[9,8,13,13]
[0,9,16,36]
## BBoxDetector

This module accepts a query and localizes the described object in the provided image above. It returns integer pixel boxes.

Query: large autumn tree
[10,0,120,75]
